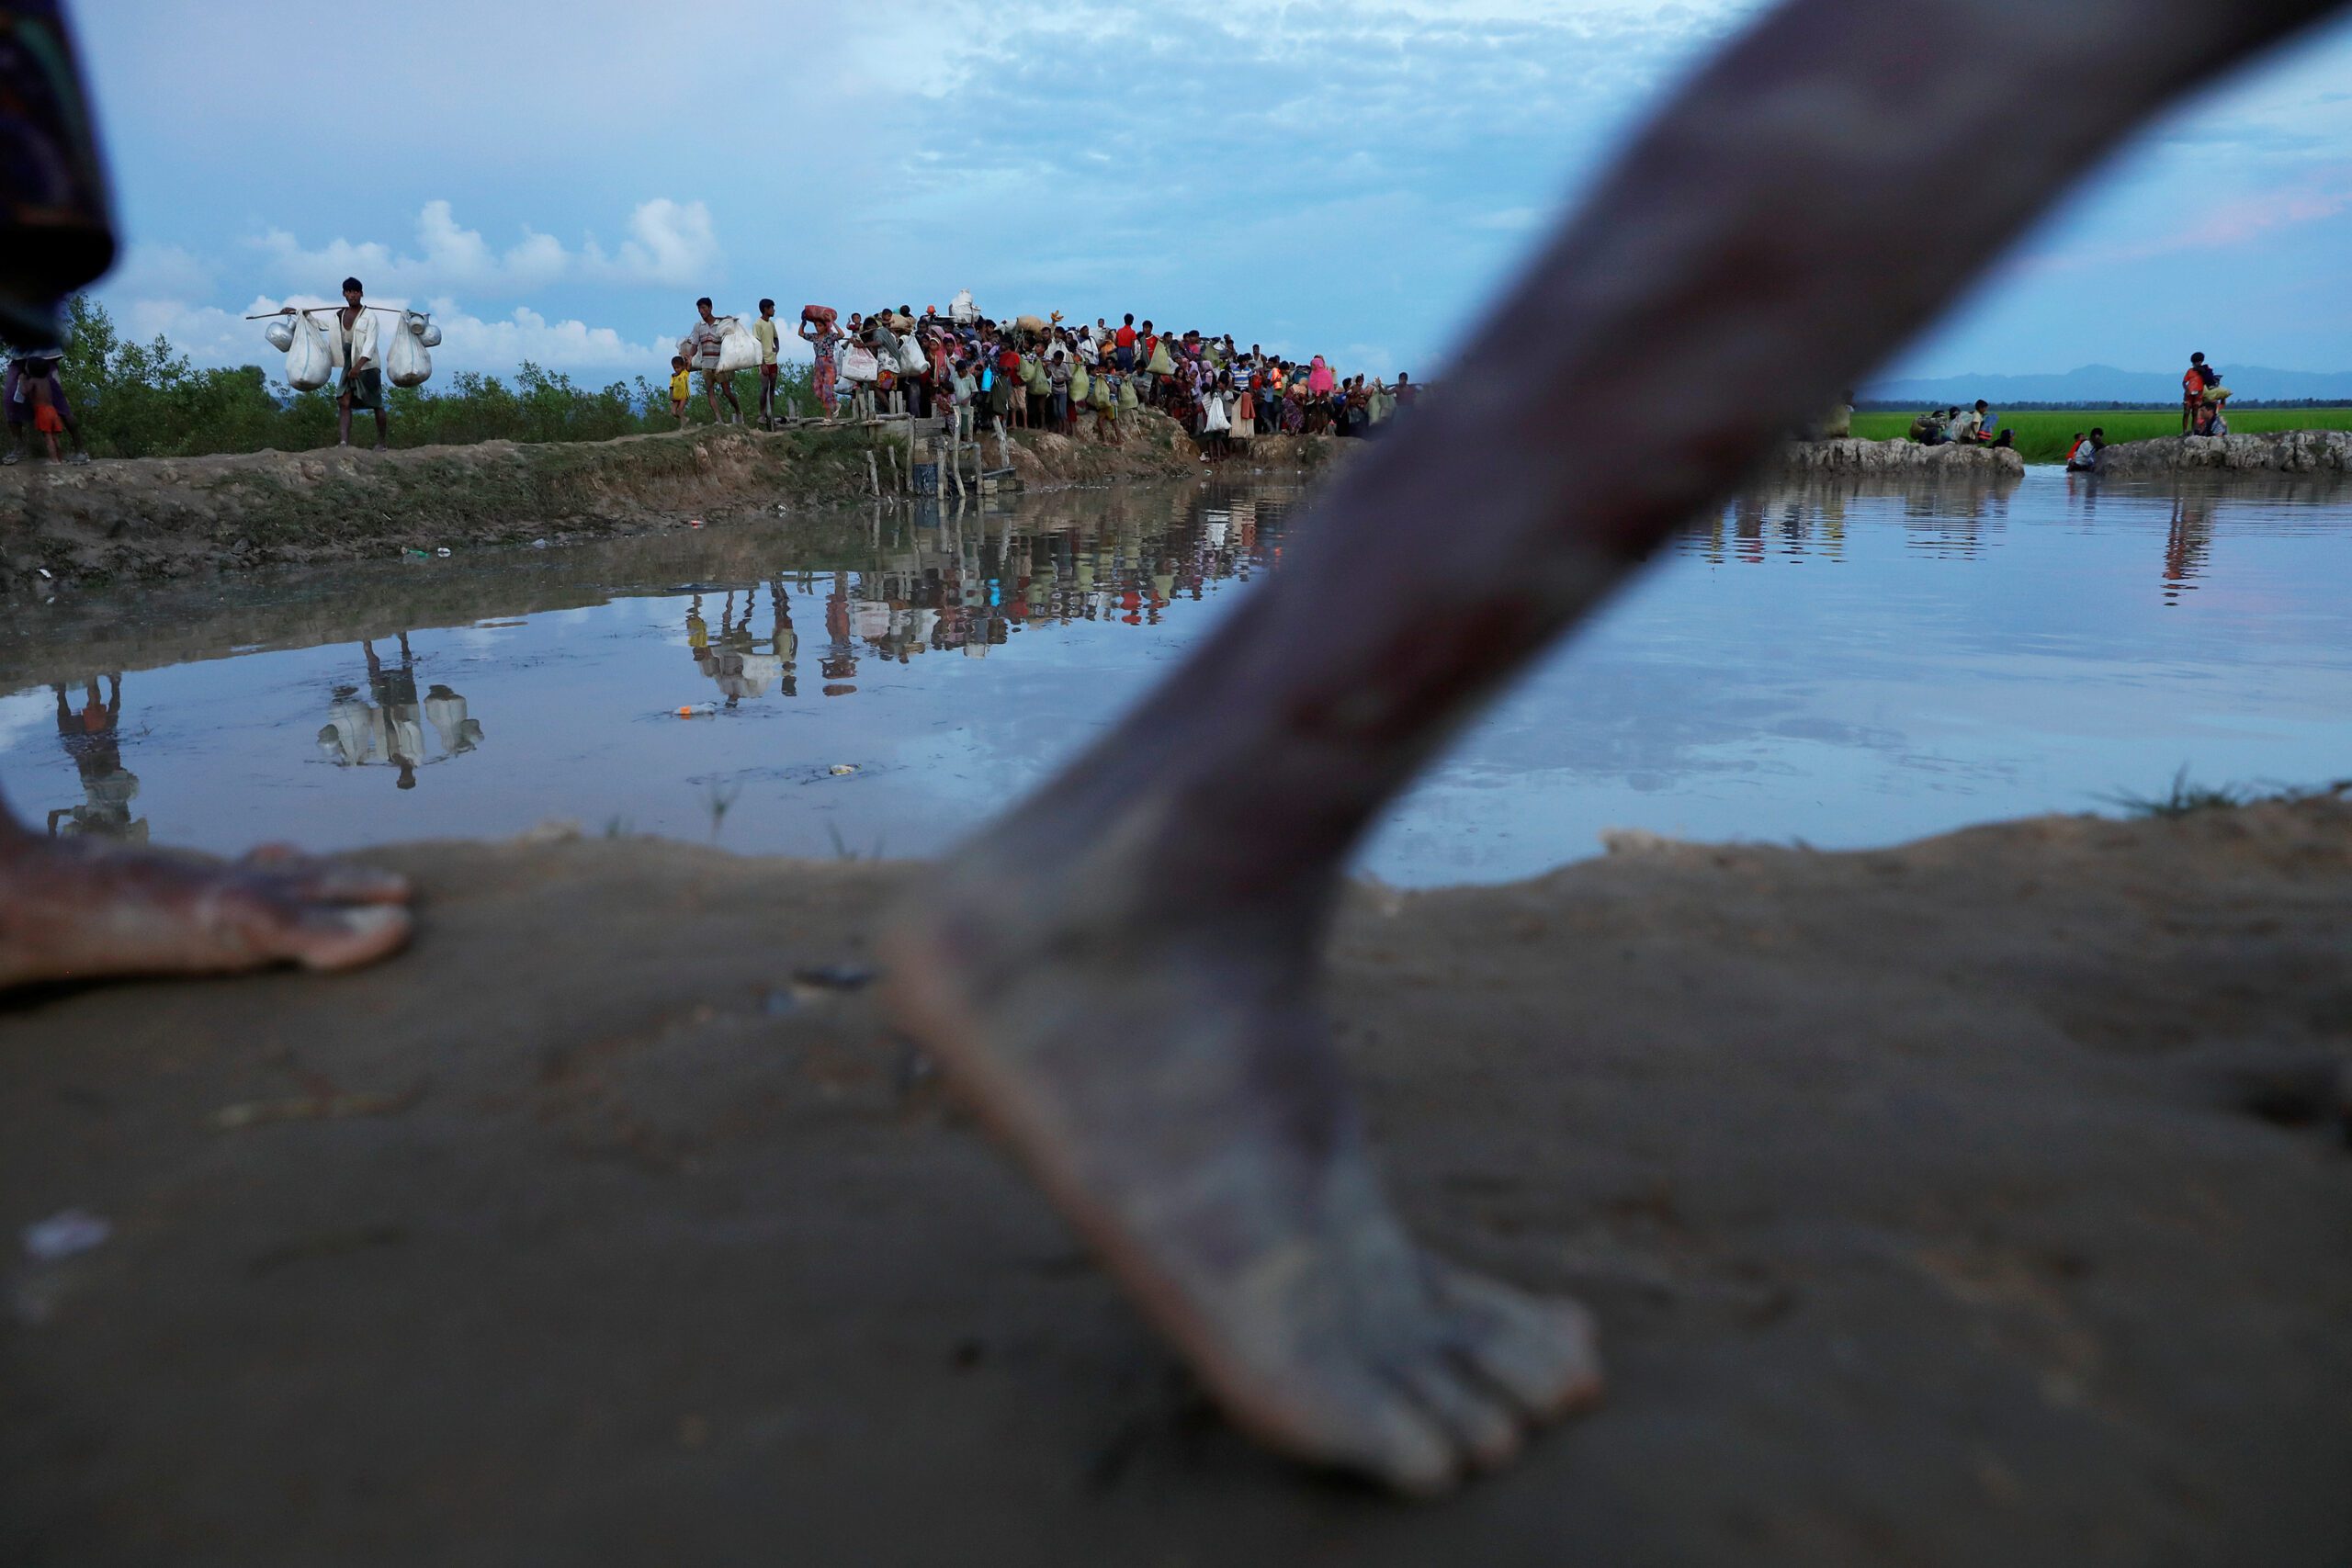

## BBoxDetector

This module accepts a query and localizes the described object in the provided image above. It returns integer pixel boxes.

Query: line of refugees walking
[765,296,1419,458]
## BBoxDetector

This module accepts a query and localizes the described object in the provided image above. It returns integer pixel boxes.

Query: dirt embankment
[1772,438,2028,476]
[0,419,1347,596]
[2095,429,2352,474]
[6,797,2348,1565]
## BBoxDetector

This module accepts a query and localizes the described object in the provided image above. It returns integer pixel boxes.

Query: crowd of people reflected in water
[9,473,2343,868]
[671,493,1279,702]
[316,634,485,789]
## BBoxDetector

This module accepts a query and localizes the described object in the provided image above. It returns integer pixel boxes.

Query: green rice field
[1849,407,2352,464]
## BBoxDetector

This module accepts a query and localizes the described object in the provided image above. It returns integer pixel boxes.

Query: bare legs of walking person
[881,0,2347,1494]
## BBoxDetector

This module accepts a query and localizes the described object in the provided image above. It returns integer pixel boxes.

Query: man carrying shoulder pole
[335,276,387,451]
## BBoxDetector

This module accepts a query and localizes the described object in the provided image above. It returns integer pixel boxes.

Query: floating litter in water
[828,763,858,776]
[23,1209,111,1262]
[688,518,705,529]
[435,547,453,558]
[677,704,716,717]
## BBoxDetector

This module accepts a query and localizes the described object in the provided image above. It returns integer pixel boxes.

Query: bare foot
[882,863,1600,1495]
[0,836,412,993]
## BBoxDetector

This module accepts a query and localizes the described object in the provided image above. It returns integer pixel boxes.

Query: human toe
[1384,1350,1524,1472]
[1431,1263,1604,1422]
[279,904,413,971]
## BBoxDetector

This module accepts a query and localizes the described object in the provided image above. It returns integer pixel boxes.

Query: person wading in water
[5,0,2348,1498]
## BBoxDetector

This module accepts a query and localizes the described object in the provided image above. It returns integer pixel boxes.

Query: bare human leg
[885,0,2349,1495]
[0,779,412,993]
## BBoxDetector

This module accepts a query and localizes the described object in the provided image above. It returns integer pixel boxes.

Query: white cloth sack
[950,288,978,323]
[387,313,433,388]
[714,317,762,375]
[899,335,926,375]
[1204,395,1230,434]
[264,316,296,353]
[840,344,880,383]
[284,312,334,391]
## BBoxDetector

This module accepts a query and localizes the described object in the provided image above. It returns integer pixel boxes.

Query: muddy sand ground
[6,799,2348,1565]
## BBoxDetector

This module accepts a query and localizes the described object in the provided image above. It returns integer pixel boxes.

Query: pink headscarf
[1306,355,1336,394]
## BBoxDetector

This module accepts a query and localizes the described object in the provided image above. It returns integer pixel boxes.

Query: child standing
[669,356,691,427]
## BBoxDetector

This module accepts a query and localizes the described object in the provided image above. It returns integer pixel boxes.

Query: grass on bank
[2101,770,2352,820]
[1851,408,2352,465]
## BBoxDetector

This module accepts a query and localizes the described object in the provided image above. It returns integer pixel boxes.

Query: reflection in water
[4,471,2351,886]
[47,675,142,841]
[317,633,485,789]
[659,494,1290,705]
[1686,471,2017,565]
[689,586,797,706]
[1682,468,2259,604]
[2164,491,2213,606]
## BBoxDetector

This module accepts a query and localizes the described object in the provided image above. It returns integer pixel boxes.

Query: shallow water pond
[4,469,2348,886]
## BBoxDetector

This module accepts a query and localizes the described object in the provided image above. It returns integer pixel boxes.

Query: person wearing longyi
[754,299,782,430]
[333,276,389,451]
[689,296,744,426]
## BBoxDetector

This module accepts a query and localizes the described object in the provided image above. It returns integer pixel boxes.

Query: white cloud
[0,690,56,757]
[104,243,216,300]
[586,198,721,288]
[416,301,678,377]
[252,198,722,295]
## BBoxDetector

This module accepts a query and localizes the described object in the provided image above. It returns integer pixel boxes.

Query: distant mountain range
[1864,364,2352,406]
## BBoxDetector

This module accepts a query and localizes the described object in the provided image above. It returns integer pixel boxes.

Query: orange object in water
[675,705,714,717]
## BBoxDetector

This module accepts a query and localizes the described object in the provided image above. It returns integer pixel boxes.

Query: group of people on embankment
[1904,400,2017,451]
[674,294,1421,460]
[1804,394,2015,450]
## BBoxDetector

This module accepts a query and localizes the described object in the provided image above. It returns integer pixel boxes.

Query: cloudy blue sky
[77,0,2352,384]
